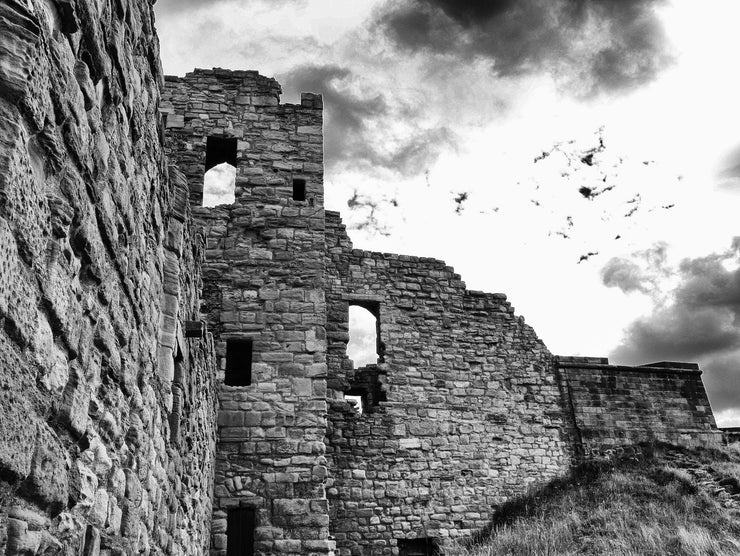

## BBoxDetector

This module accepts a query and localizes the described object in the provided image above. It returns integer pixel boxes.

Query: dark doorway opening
[398,538,439,555]
[227,508,255,556]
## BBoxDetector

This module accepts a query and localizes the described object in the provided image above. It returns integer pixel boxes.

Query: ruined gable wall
[324,211,577,555]
[0,1,217,554]
[559,358,722,453]
[162,69,333,555]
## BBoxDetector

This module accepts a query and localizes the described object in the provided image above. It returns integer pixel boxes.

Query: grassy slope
[450,444,740,556]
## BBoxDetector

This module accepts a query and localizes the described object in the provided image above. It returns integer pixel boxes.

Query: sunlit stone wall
[0,1,217,554]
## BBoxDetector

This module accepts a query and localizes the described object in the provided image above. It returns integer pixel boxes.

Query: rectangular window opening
[227,508,255,556]
[225,339,253,386]
[292,178,306,201]
[398,538,439,556]
[348,301,383,366]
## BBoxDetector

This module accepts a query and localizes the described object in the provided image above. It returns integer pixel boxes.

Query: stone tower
[161,69,333,555]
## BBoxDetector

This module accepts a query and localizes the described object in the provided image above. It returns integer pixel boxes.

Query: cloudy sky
[155,0,740,425]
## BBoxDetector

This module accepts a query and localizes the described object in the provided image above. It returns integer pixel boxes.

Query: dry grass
[448,445,740,556]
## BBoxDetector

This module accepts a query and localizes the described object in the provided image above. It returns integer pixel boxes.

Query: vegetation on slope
[450,443,740,556]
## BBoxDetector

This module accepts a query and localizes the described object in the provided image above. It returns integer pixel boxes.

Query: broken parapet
[161,68,323,207]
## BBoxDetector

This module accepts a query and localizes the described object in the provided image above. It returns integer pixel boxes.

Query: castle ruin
[0,1,722,555]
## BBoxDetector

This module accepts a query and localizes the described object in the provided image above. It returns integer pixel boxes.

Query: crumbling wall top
[163,67,322,110]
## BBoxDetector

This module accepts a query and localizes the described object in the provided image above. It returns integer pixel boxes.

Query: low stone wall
[559,357,722,452]
[0,1,217,554]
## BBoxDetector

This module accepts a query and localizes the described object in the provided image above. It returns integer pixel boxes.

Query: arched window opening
[203,162,236,207]
[203,136,237,207]
[348,304,380,367]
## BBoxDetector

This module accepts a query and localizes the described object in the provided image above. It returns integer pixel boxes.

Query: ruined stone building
[0,1,722,555]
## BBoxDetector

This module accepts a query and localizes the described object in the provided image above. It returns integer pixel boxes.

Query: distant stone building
[0,1,721,555]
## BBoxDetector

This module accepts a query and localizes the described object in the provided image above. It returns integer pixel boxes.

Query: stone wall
[162,69,334,555]
[324,211,578,555]
[558,357,722,452]
[0,0,725,550]
[0,1,217,554]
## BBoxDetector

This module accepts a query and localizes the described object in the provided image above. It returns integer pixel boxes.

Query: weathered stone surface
[559,358,722,451]
[0,0,217,553]
[0,2,721,555]
[163,68,331,555]
[20,426,68,515]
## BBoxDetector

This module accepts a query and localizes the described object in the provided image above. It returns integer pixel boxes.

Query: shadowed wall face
[0,0,218,554]
[559,358,721,451]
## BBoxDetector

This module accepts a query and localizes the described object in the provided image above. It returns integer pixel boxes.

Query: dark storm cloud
[612,307,740,364]
[281,64,457,175]
[611,240,740,363]
[608,239,740,412]
[700,353,740,418]
[378,0,672,95]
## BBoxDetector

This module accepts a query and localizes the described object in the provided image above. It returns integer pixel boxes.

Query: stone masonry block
[21,424,68,515]
[0,388,38,480]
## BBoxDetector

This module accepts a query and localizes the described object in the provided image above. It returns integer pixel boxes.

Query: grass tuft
[449,443,740,556]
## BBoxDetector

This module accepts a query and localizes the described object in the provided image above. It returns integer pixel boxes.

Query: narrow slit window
[169,350,185,446]
[225,339,253,386]
[227,508,255,556]
[203,137,237,207]
[292,178,306,201]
